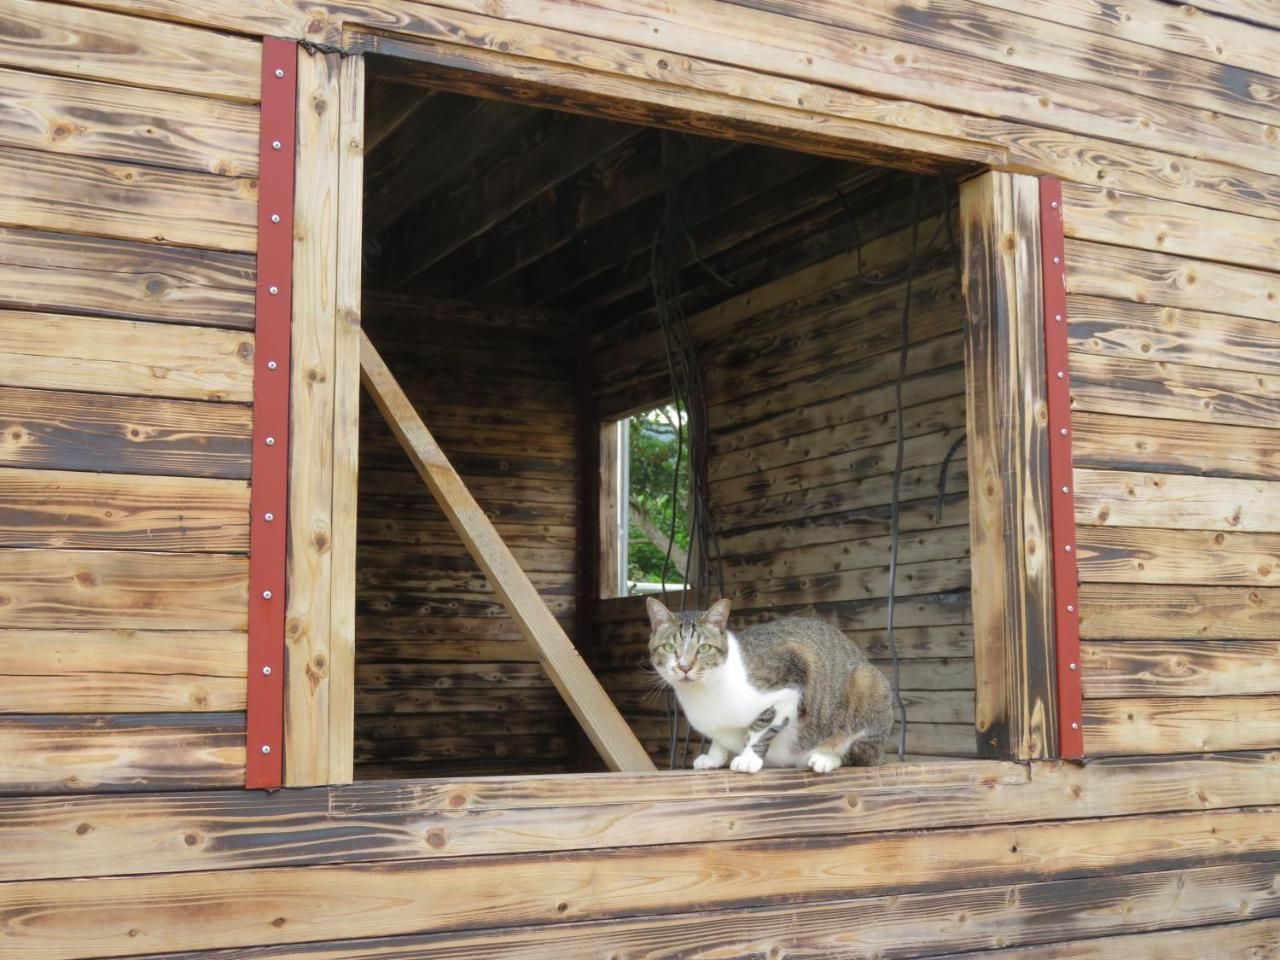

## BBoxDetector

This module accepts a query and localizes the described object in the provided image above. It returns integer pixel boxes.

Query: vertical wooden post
[598,419,625,600]
[327,54,365,785]
[285,46,341,786]
[959,171,1058,761]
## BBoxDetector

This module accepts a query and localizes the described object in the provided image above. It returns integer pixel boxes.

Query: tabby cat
[647,597,894,773]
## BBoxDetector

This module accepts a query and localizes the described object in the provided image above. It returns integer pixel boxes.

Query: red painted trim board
[246,37,298,788]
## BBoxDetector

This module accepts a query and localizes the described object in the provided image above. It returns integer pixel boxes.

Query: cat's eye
[697,643,713,654]
[660,643,676,653]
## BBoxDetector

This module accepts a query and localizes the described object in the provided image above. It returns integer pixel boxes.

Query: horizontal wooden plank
[1082,641,1280,698]
[0,66,259,175]
[1068,294,1280,378]
[1073,469,1280,532]
[1077,526,1280,587]
[733,557,970,608]
[0,385,252,479]
[1079,584,1280,640]
[1069,351,1280,430]
[0,226,255,328]
[0,0,260,102]
[1086,697,1280,754]
[1066,239,1280,323]
[0,712,244,794]
[4,807,1277,958]
[0,672,245,713]
[1062,183,1280,271]
[81,878,1280,960]
[1071,412,1280,482]
[0,549,247,630]
[0,145,257,251]
[0,628,245,676]
[0,468,249,551]
[0,311,254,399]
[721,524,971,584]
[5,755,1278,888]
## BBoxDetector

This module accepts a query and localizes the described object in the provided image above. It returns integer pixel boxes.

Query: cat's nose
[676,662,692,674]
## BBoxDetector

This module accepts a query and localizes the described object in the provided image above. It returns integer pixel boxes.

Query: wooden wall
[354,297,580,778]
[3,753,1280,958]
[0,3,260,793]
[594,205,975,760]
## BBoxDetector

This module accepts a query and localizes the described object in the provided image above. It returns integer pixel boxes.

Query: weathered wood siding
[0,1,260,792]
[354,297,581,778]
[2,753,1280,958]
[594,210,975,759]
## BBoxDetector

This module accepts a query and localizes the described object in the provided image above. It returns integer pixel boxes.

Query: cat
[646,597,894,773]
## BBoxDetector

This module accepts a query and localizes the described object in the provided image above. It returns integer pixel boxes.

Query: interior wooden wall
[354,296,581,778]
[594,201,975,761]
[0,3,260,793]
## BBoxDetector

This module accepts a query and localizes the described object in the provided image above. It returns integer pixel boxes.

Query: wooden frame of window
[277,36,1076,785]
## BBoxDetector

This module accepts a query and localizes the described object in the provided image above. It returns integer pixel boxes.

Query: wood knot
[272,917,287,928]
[184,833,201,846]
[144,276,167,296]
[556,902,569,914]
[448,793,467,808]
[76,822,93,835]
[236,341,254,360]
[75,571,97,587]
[425,829,446,849]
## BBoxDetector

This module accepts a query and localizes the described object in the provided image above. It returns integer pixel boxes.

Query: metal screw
[1071,722,1080,730]
[272,140,282,151]
[275,68,285,78]
[262,665,272,676]
[267,361,278,370]
[1060,428,1069,436]
[1051,201,1059,210]
[264,512,274,522]
[1053,256,1062,264]
[1067,604,1075,613]
[1069,662,1078,671]
[1057,371,1065,379]
[265,437,275,446]
[1061,485,1070,494]
[1055,314,1063,322]
[1064,544,1073,553]
[262,590,273,600]
[269,285,279,296]
[261,744,272,755]
[271,213,281,224]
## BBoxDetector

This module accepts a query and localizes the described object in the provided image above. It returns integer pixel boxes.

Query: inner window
[353,62,976,778]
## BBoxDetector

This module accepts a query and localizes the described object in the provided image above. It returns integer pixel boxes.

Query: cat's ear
[702,598,732,633]
[646,596,675,631]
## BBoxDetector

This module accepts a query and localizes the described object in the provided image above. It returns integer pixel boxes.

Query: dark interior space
[354,69,972,780]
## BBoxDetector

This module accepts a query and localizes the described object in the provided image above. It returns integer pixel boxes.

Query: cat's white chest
[673,634,800,761]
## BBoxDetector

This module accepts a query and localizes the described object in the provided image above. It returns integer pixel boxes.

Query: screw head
[262,665,272,676]
[1053,255,1062,265]
[1071,722,1080,731]
[262,590,273,600]
[261,744,272,755]
[1069,662,1078,670]
[272,140,282,151]
[1055,314,1063,322]
[268,285,279,296]
[264,512,274,522]
[267,360,278,370]
[1051,200,1059,210]
[265,436,275,446]
[274,68,285,78]
[1060,428,1069,436]
[1057,370,1065,379]
[1064,544,1073,553]
[1067,604,1075,613]
[271,213,281,224]
[1061,485,1070,494]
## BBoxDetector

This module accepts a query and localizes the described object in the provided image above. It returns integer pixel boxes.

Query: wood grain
[1077,526,1280,587]
[1082,641,1280,698]
[0,66,259,175]
[0,311,253,400]
[1086,697,1280,754]
[1073,469,1280,532]
[0,385,252,479]
[1071,412,1280,482]
[1079,583,1280,640]
[0,549,247,630]
[0,226,255,329]
[0,145,257,252]
[0,467,249,551]
[0,712,244,794]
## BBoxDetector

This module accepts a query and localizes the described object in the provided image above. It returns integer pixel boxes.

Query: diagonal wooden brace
[359,330,655,772]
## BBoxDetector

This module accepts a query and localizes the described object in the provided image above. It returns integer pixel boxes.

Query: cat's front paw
[693,752,727,770]
[730,751,764,773]
[806,750,842,773]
